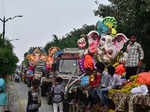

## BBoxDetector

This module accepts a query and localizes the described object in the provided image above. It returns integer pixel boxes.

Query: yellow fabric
[108,109,115,112]
[109,75,140,94]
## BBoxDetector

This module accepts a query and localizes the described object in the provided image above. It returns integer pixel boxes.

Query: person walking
[26,79,41,112]
[51,77,64,112]
[125,34,144,79]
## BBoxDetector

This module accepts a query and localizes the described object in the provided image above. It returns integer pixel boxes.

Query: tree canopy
[0,35,19,76]
[44,24,94,54]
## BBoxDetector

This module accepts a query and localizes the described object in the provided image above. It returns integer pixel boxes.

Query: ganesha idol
[78,31,100,55]
[77,31,129,64]
[97,33,129,63]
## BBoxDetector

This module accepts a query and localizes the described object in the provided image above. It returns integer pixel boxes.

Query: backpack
[52,85,64,103]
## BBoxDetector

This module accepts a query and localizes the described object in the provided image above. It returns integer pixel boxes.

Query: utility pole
[0,15,23,40]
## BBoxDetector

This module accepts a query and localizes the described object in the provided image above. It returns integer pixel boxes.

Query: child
[95,62,108,88]
[51,77,64,112]
[27,79,41,112]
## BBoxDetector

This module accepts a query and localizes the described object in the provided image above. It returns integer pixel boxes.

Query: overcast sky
[0,0,109,64]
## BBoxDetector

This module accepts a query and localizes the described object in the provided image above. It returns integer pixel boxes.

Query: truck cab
[55,48,83,80]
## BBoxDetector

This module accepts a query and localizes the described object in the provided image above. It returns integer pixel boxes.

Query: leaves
[44,24,94,54]
[0,35,18,76]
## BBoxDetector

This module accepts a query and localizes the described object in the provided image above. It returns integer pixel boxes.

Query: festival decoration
[33,48,41,55]
[111,28,117,36]
[45,47,61,70]
[28,48,34,54]
[28,70,33,75]
[76,17,129,66]
[26,48,39,64]
[49,47,60,56]
[102,16,117,29]
[84,54,94,70]
[88,42,98,54]
[54,49,64,59]
[87,31,100,45]
[109,76,141,94]
[80,75,89,85]
[77,37,87,49]
[136,72,150,85]
[87,31,100,54]
[113,33,128,51]
[102,16,118,36]
[96,20,108,35]
[98,34,118,62]
[40,54,46,62]
[78,57,85,73]
[115,64,125,76]
[46,55,54,70]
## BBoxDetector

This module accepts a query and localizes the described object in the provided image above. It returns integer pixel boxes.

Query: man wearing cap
[125,34,144,79]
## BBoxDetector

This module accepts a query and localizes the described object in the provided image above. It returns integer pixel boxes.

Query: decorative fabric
[84,54,94,70]
[96,20,108,35]
[136,72,150,85]
[109,92,150,112]
[115,64,125,76]
[131,85,148,95]
[77,38,86,49]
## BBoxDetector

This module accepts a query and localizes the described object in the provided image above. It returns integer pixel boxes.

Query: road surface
[8,81,53,112]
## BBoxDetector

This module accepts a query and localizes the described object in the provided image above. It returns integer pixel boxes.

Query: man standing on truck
[125,34,144,79]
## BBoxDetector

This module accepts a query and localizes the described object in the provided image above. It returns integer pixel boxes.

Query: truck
[55,48,83,79]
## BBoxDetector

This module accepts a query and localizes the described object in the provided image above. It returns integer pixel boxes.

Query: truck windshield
[59,59,78,74]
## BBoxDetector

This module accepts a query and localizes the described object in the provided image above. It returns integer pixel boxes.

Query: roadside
[7,81,53,112]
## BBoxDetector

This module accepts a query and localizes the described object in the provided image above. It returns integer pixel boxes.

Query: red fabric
[115,64,125,76]
[84,54,94,70]
[89,73,101,87]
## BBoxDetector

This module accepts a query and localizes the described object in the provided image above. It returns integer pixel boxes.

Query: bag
[52,86,64,103]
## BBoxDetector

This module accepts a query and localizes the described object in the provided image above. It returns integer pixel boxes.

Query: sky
[0,0,109,64]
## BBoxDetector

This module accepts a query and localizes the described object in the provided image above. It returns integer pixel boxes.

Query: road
[8,81,53,112]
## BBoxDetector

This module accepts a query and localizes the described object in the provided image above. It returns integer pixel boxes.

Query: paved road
[8,81,53,112]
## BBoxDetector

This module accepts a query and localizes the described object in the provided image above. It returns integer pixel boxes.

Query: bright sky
[0,0,109,64]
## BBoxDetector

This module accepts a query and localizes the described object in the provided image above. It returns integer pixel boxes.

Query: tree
[94,0,150,70]
[0,35,19,76]
[44,24,94,54]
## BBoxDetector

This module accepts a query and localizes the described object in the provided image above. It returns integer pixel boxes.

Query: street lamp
[9,38,19,42]
[0,15,23,40]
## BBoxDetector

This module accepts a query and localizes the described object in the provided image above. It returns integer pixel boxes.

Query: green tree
[94,0,150,70]
[44,24,94,54]
[0,35,19,76]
